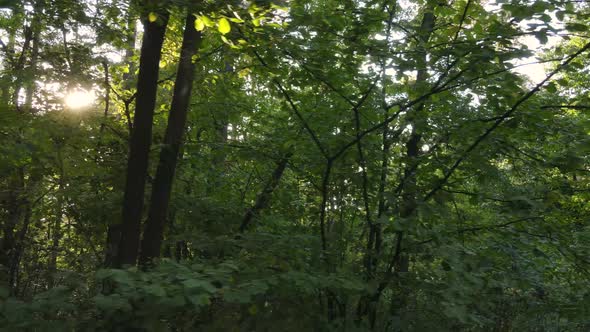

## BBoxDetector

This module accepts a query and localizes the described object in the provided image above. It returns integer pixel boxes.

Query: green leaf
[566,23,586,32]
[535,30,548,44]
[148,12,157,23]
[556,10,565,21]
[200,15,214,27]
[94,294,132,312]
[238,68,251,78]
[182,279,216,293]
[218,17,231,34]
[187,293,210,306]
[545,82,557,93]
[144,284,166,297]
[195,16,205,31]
[220,35,229,44]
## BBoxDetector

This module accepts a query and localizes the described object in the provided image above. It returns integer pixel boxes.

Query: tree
[1,0,590,330]
[139,12,202,265]
[115,3,169,267]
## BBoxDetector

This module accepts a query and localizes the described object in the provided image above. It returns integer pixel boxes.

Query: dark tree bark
[114,9,169,267]
[138,14,201,266]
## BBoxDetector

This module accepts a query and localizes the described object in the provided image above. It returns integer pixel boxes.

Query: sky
[483,0,565,84]
[512,33,562,84]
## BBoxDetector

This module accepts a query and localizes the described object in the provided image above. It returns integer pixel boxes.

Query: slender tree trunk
[356,111,393,328]
[208,57,233,194]
[208,118,228,194]
[47,145,65,288]
[122,9,138,133]
[24,0,42,112]
[115,9,169,267]
[0,22,15,103]
[103,223,121,267]
[0,169,24,287]
[138,14,201,265]
[10,199,31,295]
[122,12,138,85]
[12,27,32,109]
[239,153,291,232]
[99,60,110,136]
[1,3,43,287]
[397,0,435,263]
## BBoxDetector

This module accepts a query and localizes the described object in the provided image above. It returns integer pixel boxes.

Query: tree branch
[424,40,590,201]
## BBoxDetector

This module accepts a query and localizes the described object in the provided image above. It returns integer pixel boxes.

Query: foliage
[1,0,590,331]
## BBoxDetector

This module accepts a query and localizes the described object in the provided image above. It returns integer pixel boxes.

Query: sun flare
[64,90,95,109]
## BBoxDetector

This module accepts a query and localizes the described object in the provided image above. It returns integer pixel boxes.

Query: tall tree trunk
[114,8,169,267]
[138,14,201,265]
[390,4,436,324]
[103,7,138,266]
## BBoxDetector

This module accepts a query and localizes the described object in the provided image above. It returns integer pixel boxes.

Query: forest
[0,0,589,330]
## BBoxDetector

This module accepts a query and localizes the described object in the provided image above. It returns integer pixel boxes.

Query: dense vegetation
[1,0,589,330]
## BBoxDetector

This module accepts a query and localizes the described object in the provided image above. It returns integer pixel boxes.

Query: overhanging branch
[424,40,590,201]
